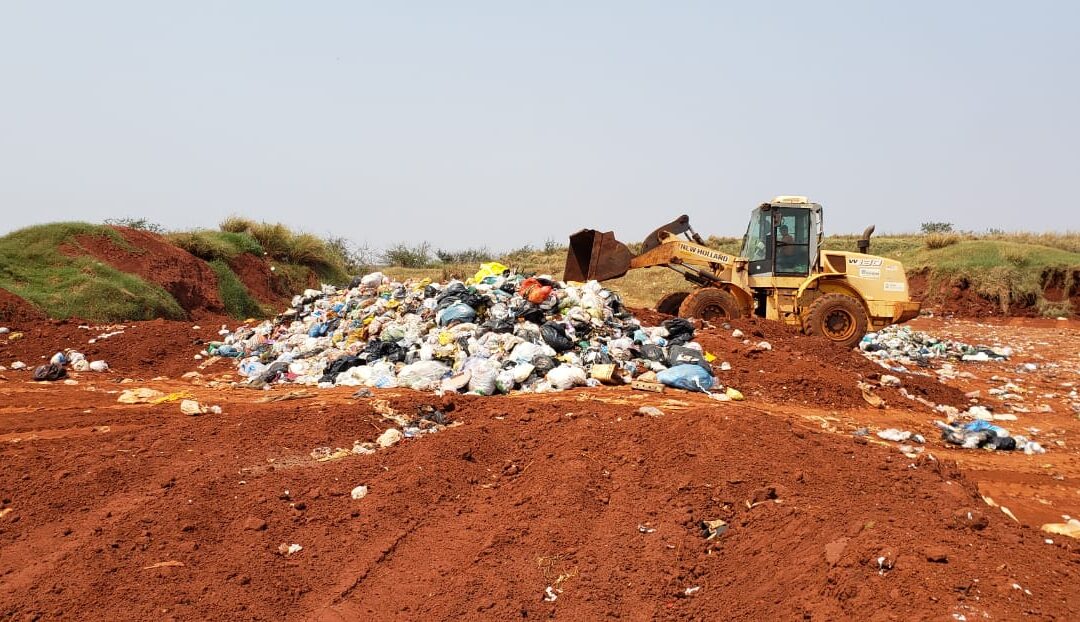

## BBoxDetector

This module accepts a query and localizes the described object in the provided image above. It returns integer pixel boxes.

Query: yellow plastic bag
[469,262,509,284]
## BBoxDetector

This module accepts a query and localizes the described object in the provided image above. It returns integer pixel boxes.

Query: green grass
[219,217,350,284]
[208,260,265,319]
[0,223,185,320]
[167,230,264,261]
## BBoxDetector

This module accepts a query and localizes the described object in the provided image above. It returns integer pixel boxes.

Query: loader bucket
[564,229,634,282]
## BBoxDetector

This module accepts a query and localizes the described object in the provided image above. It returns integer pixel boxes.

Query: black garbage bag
[638,343,666,362]
[532,355,557,376]
[571,319,593,338]
[541,321,574,353]
[258,360,291,383]
[484,317,515,334]
[33,363,66,382]
[362,341,404,363]
[667,345,710,370]
[320,355,364,383]
[663,318,695,346]
[515,304,546,325]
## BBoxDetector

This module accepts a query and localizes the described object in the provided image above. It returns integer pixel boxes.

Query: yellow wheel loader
[564,196,920,349]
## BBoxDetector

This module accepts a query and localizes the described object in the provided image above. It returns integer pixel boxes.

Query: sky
[1,1,1078,252]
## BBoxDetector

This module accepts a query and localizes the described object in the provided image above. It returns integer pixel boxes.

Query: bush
[382,242,433,268]
[920,222,954,234]
[104,217,165,234]
[217,216,349,283]
[325,236,377,274]
[435,247,493,264]
[924,232,960,249]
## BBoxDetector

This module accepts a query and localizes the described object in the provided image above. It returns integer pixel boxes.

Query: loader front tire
[678,288,744,322]
[803,293,868,349]
[656,292,689,316]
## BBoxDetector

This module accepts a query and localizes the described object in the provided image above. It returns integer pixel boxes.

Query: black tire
[655,292,689,316]
[678,287,744,321]
[802,293,869,349]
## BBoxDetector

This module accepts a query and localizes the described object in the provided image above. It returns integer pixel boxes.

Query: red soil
[228,253,285,307]
[62,227,225,319]
[0,289,44,324]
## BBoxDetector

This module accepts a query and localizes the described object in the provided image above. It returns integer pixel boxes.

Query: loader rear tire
[656,292,689,316]
[803,293,868,349]
[678,288,744,322]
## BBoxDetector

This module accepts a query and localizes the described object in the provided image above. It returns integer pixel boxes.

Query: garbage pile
[860,325,1010,370]
[215,264,724,396]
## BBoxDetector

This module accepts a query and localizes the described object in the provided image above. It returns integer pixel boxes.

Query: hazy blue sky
[1,2,1077,251]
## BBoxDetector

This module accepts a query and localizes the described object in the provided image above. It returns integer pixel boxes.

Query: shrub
[920,222,954,234]
[435,247,493,264]
[924,232,960,249]
[382,242,433,268]
[104,217,165,234]
[217,216,349,283]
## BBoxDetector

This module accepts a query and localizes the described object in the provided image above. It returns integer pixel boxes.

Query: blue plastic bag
[437,302,477,327]
[657,364,715,392]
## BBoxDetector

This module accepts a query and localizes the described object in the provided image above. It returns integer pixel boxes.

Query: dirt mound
[227,253,286,307]
[0,318,228,377]
[63,227,224,319]
[630,309,966,410]
[1,386,1076,620]
[0,288,45,325]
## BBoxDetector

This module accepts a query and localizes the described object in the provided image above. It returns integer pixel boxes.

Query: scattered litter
[683,586,701,596]
[701,519,729,540]
[117,388,166,404]
[637,524,656,534]
[637,406,664,417]
[277,543,303,556]
[142,560,185,570]
[376,428,404,448]
[350,485,369,500]
[1040,519,1080,539]
[543,586,559,602]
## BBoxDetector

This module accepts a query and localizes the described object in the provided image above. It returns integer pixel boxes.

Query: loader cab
[741,197,823,278]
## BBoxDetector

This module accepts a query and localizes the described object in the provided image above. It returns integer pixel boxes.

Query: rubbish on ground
[350,485,369,500]
[32,363,66,382]
[631,380,664,393]
[217,273,716,396]
[311,447,351,462]
[637,524,656,533]
[701,519,729,540]
[10,361,26,370]
[637,406,664,417]
[1040,519,1080,540]
[180,400,202,415]
[277,543,302,556]
[684,586,701,596]
[860,325,1010,368]
[377,428,403,448]
[141,560,185,570]
[724,387,744,401]
[543,586,559,602]
[879,374,901,388]
[656,365,715,393]
[934,419,1042,453]
[117,388,166,404]
[877,429,911,442]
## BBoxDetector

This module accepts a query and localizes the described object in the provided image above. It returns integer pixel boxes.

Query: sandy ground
[1,316,1079,620]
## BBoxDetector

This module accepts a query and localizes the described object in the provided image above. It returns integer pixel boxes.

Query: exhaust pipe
[857,225,875,254]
